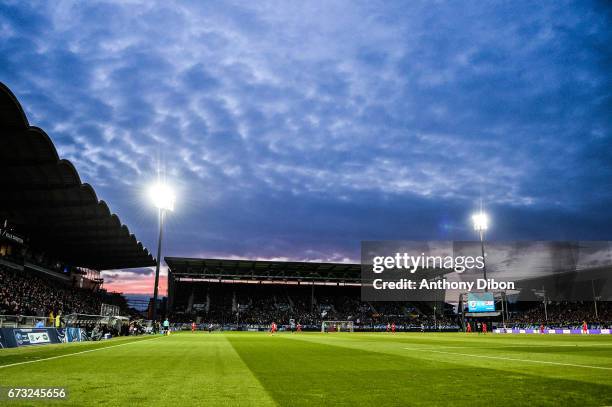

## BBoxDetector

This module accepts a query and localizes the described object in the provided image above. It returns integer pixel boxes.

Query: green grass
[1,332,612,406]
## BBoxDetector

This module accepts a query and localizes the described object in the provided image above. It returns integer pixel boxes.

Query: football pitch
[1,332,612,406]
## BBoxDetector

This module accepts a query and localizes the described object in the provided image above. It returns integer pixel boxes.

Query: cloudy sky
[1,1,610,294]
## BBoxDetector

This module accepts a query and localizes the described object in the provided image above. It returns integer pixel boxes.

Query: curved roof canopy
[0,82,155,270]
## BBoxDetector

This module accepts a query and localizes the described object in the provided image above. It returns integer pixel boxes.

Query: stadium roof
[0,82,156,270]
[166,257,362,283]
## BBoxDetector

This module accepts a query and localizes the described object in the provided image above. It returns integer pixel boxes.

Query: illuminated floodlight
[149,182,175,211]
[472,212,488,232]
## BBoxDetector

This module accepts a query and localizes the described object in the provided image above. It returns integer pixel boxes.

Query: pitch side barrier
[494,328,612,335]
[176,323,321,332]
[176,323,460,332]
[354,325,460,332]
[0,313,128,348]
[0,327,86,349]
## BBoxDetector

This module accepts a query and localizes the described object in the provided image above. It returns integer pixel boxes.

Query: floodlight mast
[472,211,488,290]
[150,183,175,324]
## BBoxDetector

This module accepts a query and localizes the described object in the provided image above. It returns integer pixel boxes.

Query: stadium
[2,80,612,405]
[1,2,612,406]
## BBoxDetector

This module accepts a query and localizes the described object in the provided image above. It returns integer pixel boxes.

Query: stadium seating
[3,262,609,331]
[169,282,458,327]
[0,264,127,318]
[167,281,612,330]
[506,301,612,329]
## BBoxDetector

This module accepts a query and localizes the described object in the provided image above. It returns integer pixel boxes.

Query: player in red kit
[391,322,396,334]
[482,322,487,334]
[582,321,588,334]
[466,322,472,333]
[191,322,196,333]
[540,324,545,334]
[270,321,277,335]
[297,322,302,332]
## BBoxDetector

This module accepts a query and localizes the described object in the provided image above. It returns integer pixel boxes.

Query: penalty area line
[406,348,612,370]
[0,336,164,370]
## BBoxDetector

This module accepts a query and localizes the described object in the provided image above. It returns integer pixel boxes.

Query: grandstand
[166,257,442,328]
[166,257,611,331]
[0,82,155,335]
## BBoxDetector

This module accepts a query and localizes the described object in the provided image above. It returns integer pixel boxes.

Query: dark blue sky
[1,1,610,292]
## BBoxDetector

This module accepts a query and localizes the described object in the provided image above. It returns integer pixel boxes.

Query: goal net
[321,321,354,332]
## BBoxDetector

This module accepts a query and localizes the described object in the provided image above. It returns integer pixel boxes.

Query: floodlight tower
[149,182,175,323]
[472,211,489,289]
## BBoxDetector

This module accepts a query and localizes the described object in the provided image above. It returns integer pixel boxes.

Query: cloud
[1,0,610,293]
[101,267,166,295]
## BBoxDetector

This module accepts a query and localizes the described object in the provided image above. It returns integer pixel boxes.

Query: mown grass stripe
[408,348,612,370]
[0,336,163,369]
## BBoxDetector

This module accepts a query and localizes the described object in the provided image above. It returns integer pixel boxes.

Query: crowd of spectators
[170,283,459,328]
[3,265,611,331]
[507,302,612,329]
[169,283,612,330]
[0,265,125,317]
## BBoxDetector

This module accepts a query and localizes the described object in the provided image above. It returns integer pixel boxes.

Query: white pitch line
[0,336,163,370]
[406,348,612,370]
